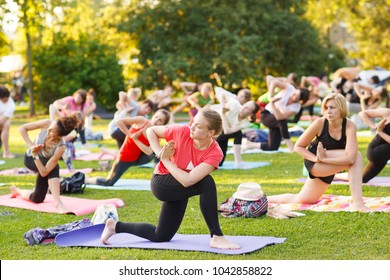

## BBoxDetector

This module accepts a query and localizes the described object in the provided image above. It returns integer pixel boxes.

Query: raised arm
[146,125,167,157]
[18,119,52,148]
[268,99,296,120]
[359,108,390,131]
[187,92,202,110]
[266,75,288,98]
[179,82,197,95]
[116,116,147,137]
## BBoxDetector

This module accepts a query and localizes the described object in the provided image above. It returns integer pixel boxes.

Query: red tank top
[118,121,150,162]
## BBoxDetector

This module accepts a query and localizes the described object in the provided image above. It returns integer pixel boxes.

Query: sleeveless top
[372,122,390,146]
[307,118,347,155]
[118,120,150,162]
[34,129,66,159]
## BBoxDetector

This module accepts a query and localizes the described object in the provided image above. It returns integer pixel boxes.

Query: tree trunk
[22,0,35,116]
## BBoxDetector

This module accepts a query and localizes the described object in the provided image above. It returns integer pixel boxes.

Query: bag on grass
[91,203,119,225]
[59,172,86,194]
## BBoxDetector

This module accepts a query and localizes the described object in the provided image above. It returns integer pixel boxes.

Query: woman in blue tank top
[268,93,371,212]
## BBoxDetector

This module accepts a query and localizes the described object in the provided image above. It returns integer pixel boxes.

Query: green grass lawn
[0,111,389,260]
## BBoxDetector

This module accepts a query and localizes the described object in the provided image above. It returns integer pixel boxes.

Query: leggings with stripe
[115,173,223,242]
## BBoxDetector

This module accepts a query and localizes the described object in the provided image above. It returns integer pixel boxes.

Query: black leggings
[292,105,314,123]
[363,141,390,183]
[24,154,60,203]
[115,173,223,242]
[260,111,289,151]
[217,130,243,166]
[110,128,127,149]
[96,153,154,186]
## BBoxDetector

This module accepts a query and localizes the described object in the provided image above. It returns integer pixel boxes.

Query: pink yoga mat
[55,224,286,255]
[270,194,390,212]
[75,153,115,161]
[0,194,125,216]
[298,176,390,187]
[0,168,93,176]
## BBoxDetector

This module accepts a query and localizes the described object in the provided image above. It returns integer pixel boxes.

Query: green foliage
[0,31,10,55]
[305,0,390,69]
[33,34,124,111]
[122,0,341,91]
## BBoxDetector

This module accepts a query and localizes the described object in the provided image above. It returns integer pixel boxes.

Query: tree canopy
[1,0,387,112]
[305,0,390,69]
[123,0,340,93]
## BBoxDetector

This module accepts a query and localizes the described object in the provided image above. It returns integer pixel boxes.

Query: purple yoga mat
[55,224,286,255]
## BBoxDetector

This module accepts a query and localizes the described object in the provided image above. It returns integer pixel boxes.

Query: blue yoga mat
[139,161,270,170]
[86,179,151,190]
[55,224,286,255]
[218,161,270,170]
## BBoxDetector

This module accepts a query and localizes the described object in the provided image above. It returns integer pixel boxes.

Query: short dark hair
[370,75,380,84]
[299,87,310,105]
[0,85,10,99]
[142,99,154,110]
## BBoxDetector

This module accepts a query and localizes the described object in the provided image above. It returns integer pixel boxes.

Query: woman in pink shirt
[50,89,91,144]
[101,108,240,250]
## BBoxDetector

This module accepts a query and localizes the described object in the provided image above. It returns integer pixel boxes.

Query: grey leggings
[115,173,223,242]
[96,153,154,186]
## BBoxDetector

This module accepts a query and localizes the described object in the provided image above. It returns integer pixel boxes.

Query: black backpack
[59,172,86,194]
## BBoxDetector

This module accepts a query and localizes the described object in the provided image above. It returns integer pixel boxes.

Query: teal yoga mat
[86,179,151,190]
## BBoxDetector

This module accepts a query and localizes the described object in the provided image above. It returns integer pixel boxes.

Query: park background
[0,0,389,261]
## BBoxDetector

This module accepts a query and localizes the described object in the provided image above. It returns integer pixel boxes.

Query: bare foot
[350,203,372,213]
[3,153,15,159]
[101,218,117,245]
[210,235,240,250]
[97,148,107,160]
[10,185,20,198]
[55,202,70,214]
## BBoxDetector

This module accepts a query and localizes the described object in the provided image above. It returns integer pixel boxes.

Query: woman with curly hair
[10,114,79,213]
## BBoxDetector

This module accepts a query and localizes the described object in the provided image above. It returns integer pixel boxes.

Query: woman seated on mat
[267,93,371,212]
[85,109,171,186]
[10,115,79,213]
[334,107,390,183]
[101,108,240,249]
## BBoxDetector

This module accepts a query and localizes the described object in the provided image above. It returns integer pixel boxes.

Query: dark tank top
[307,118,347,155]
